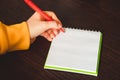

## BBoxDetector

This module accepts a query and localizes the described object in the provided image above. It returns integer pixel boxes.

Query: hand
[27,11,63,43]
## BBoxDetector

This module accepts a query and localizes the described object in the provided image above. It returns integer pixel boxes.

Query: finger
[52,29,60,35]
[44,11,62,27]
[47,29,56,38]
[41,32,53,41]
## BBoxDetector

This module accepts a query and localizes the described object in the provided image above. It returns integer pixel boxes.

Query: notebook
[44,28,102,76]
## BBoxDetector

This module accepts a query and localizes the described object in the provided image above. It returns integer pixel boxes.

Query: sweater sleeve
[0,21,30,55]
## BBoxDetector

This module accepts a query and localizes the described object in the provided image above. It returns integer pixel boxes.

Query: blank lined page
[44,28,102,76]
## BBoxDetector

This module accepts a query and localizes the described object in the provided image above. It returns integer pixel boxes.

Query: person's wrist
[26,21,36,44]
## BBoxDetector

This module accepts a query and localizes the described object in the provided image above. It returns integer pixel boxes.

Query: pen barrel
[24,0,64,32]
[24,0,53,21]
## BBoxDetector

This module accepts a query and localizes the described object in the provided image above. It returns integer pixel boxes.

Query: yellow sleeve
[0,21,30,55]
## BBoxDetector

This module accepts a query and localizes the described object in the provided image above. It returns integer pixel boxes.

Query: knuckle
[49,11,55,15]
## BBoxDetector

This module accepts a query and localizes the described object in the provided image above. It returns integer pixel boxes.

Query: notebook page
[44,28,102,76]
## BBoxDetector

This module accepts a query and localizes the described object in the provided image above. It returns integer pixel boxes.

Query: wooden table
[0,0,120,80]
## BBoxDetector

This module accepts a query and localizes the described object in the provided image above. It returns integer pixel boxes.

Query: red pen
[24,0,64,32]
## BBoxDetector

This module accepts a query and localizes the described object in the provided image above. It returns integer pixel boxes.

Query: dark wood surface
[0,0,120,80]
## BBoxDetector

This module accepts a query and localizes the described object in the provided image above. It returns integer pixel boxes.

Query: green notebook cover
[44,28,102,76]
